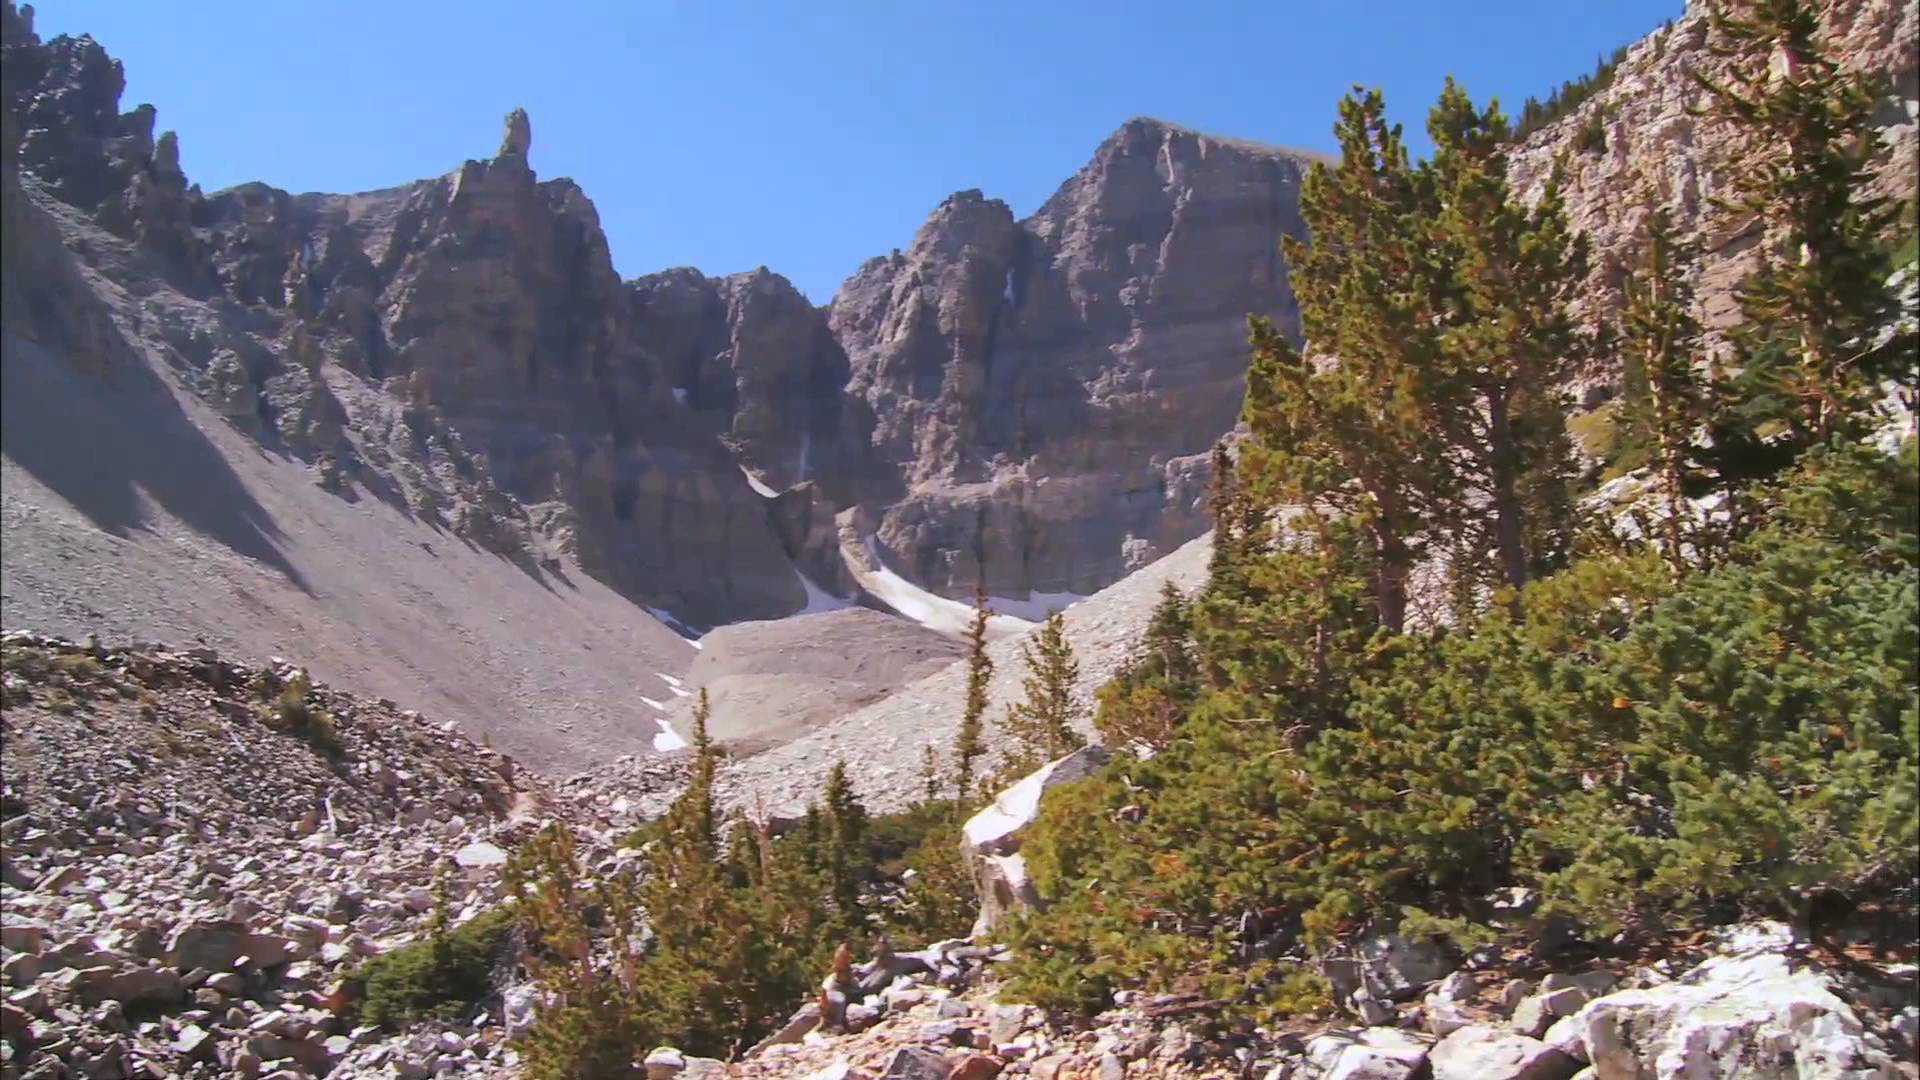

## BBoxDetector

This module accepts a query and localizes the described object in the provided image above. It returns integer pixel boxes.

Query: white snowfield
[841,535,1079,637]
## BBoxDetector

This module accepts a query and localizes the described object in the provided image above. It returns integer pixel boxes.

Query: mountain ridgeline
[3,0,1914,639]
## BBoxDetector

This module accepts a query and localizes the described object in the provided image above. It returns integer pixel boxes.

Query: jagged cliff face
[1508,0,1918,344]
[832,121,1316,598]
[4,0,1912,632]
[1,6,807,626]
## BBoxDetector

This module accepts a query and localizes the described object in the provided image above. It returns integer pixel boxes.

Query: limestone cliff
[831,122,1317,600]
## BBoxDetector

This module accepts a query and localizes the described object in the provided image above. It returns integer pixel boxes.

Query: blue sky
[35,1,1678,301]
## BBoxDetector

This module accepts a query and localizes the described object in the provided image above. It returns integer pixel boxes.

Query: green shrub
[347,906,516,1029]
[1574,110,1608,154]
[270,674,345,758]
[1003,448,1917,1018]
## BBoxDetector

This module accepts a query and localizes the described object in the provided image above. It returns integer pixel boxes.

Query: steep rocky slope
[0,632,568,1078]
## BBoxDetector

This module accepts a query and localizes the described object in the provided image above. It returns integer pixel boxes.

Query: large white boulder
[1546,922,1898,1079]
[961,745,1109,936]
[1303,1027,1433,1080]
[1429,1025,1582,1080]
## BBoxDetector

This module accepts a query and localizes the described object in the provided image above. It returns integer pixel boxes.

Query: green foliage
[1694,0,1914,447]
[1001,611,1086,761]
[1573,109,1608,154]
[955,587,994,800]
[510,700,984,1072]
[1095,581,1199,753]
[1004,448,1917,1016]
[1613,206,1717,572]
[1513,44,1633,141]
[269,673,344,758]
[346,906,516,1030]
[1241,88,1447,632]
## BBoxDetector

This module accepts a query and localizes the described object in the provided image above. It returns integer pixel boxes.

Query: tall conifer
[955,586,993,800]
[1694,0,1912,445]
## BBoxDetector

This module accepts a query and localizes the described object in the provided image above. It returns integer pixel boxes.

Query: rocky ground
[665,920,1920,1080]
[718,532,1213,817]
[673,609,965,752]
[4,630,1917,1080]
[0,631,626,1079]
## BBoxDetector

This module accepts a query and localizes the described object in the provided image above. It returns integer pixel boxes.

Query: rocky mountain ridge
[1,0,1318,636]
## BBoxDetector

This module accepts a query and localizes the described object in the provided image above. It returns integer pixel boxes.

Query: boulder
[961,745,1109,935]
[1549,922,1899,1079]
[1429,1026,1581,1080]
[1304,1027,1432,1080]
[166,920,287,972]
[0,918,46,955]
[452,841,508,868]
[1352,933,1457,1002]
[883,1046,956,1079]
[502,984,541,1039]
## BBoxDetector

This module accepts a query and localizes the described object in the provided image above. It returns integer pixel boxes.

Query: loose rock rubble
[709,923,1916,1079]
[6,634,1917,1079]
[0,633,594,1079]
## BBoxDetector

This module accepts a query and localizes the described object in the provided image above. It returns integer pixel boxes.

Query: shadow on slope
[1,330,309,594]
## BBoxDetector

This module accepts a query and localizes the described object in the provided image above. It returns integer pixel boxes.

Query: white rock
[452,841,507,869]
[961,745,1110,935]
[1307,1027,1432,1080]
[1557,922,1898,1079]
[1429,1025,1581,1080]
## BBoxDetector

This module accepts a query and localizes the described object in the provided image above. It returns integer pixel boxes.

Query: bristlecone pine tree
[1617,203,1715,573]
[1694,0,1914,447]
[1094,579,1199,752]
[1002,610,1086,760]
[1242,87,1450,633]
[1422,77,1588,597]
[954,584,993,800]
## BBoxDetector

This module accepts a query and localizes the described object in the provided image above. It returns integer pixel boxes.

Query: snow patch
[652,717,688,752]
[987,589,1086,622]
[739,465,780,499]
[638,696,666,712]
[795,566,853,615]
[658,672,692,699]
[645,606,703,643]
[848,537,1035,636]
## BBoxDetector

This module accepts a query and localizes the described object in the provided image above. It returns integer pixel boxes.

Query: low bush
[345,905,517,1030]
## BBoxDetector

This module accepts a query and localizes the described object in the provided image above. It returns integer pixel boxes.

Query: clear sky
[34,0,1680,302]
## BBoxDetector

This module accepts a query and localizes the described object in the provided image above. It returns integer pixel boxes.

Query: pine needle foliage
[1693,0,1915,446]
[955,585,994,800]
[1002,611,1086,761]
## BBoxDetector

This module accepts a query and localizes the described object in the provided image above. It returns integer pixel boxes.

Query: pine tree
[1694,0,1913,446]
[1206,441,1246,587]
[1241,87,1450,633]
[1422,78,1587,597]
[917,744,943,806]
[821,760,869,920]
[955,585,993,800]
[1618,204,1714,573]
[1003,611,1086,760]
[1094,580,1198,752]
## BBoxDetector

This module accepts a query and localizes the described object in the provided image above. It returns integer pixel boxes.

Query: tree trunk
[1486,387,1530,595]
[1373,528,1409,635]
